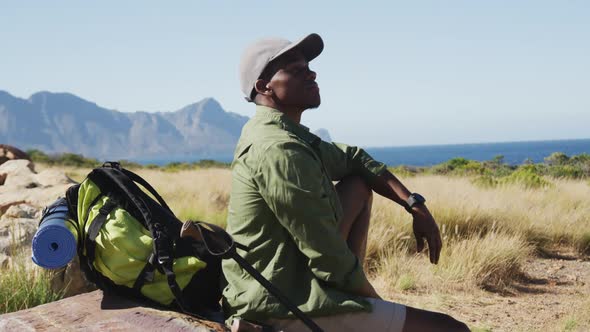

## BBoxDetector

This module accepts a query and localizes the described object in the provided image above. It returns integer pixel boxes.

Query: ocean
[134,138,590,167]
[365,138,590,167]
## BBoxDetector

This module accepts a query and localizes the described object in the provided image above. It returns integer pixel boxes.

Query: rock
[0,161,94,299]
[0,290,229,331]
[0,144,32,168]
[0,253,10,268]
[35,169,76,187]
[50,256,97,298]
[313,128,332,143]
[0,159,35,174]
[0,204,40,256]
[0,183,73,215]
[0,203,91,299]
[0,159,40,189]
[3,203,39,219]
[0,216,38,255]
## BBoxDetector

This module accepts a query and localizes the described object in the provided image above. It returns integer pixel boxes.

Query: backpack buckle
[157,254,171,265]
[102,161,122,170]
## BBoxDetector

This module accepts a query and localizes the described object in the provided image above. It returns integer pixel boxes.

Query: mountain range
[0,90,331,162]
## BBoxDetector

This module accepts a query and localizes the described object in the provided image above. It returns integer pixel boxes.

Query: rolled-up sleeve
[318,141,387,182]
[255,141,369,292]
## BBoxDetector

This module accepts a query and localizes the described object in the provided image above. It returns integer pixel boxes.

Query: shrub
[56,153,100,167]
[191,159,231,169]
[491,164,515,177]
[160,160,230,172]
[471,175,499,189]
[435,232,533,290]
[430,158,487,176]
[490,154,505,165]
[26,149,52,164]
[578,232,590,255]
[119,160,143,169]
[396,274,416,291]
[388,166,420,178]
[27,150,101,168]
[430,158,468,175]
[545,152,570,166]
[547,165,584,179]
[571,153,590,164]
[500,165,552,189]
[162,162,192,172]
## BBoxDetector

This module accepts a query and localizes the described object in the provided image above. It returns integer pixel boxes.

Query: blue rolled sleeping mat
[31,197,78,269]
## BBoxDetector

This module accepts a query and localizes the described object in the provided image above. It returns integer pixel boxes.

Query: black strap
[229,253,323,332]
[65,184,80,223]
[121,168,173,214]
[133,253,156,291]
[101,161,172,214]
[161,260,187,309]
[84,198,117,286]
[90,168,154,231]
[191,222,323,332]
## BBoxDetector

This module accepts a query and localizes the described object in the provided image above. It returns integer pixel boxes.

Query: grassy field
[2,164,589,331]
[0,246,63,314]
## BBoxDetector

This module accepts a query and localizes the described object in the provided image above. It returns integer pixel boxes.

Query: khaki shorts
[265,298,407,332]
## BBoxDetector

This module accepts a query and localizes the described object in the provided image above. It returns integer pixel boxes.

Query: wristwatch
[405,193,426,213]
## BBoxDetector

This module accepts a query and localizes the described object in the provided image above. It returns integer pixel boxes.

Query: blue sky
[1,1,588,147]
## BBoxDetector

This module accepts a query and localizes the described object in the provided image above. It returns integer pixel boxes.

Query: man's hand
[411,205,442,264]
[366,170,443,263]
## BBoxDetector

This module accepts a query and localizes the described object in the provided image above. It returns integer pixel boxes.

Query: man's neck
[281,109,302,124]
[257,100,303,124]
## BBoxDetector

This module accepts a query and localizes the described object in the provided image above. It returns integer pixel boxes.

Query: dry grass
[14,165,589,329]
[386,175,590,254]
[129,170,588,294]
[0,248,63,314]
[137,168,232,227]
[42,166,589,288]
[36,165,233,226]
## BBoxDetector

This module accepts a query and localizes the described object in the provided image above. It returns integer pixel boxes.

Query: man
[222,33,469,332]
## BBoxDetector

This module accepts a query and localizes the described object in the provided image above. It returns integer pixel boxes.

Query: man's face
[266,51,321,110]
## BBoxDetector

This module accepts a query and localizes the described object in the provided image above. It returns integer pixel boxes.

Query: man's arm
[319,141,442,264]
[367,170,442,264]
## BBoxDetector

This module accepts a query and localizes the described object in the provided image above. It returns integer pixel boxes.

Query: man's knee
[337,175,372,202]
[404,307,471,332]
[435,313,470,332]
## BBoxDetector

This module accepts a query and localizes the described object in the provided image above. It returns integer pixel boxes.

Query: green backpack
[65,162,222,320]
[64,162,323,331]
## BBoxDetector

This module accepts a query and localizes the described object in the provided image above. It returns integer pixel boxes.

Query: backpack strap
[121,168,173,213]
[181,221,324,332]
[132,252,157,291]
[83,197,118,288]
[102,161,173,213]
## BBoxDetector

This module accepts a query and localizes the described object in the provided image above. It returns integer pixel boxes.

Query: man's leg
[335,175,373,263]
[403,306,470,331]
[335,176,470,332]
[265,298,470,332]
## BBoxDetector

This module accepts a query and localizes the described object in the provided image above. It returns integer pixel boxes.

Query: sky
[1,1,589,147]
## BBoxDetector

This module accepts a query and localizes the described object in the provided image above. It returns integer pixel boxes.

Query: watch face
[412,193,426,204]
[407,193,426,209]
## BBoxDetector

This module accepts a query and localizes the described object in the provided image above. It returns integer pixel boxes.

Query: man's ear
[254,79,273,96]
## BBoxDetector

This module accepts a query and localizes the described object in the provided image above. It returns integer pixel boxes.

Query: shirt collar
[255,105,321,148]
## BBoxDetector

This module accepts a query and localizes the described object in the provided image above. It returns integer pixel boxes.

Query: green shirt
[222,105,387,322]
